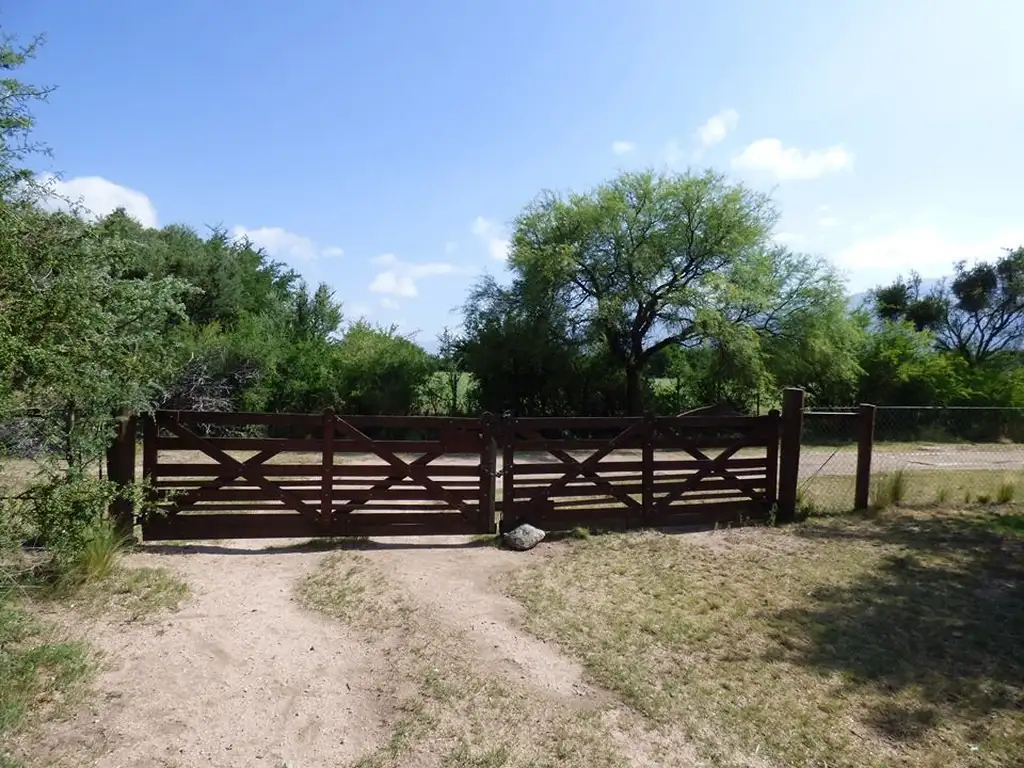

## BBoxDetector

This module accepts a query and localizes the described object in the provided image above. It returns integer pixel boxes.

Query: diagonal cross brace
[168,448,282,510]
[330,415,477,516]
[333,453,440,514]
[161,420,320,521]
[521,421,646,507]
[521,429,642,512]
[654,441,766,511]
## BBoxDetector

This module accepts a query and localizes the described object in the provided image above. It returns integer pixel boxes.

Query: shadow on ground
[768,510,1024,744]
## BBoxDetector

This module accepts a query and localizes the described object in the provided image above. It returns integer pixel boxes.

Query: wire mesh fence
[798,406,1024,514]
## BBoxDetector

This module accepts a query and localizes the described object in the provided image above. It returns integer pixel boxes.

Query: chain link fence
[798,406,1024,514]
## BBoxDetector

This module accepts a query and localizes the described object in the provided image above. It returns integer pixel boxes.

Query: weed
[935,486,950,504]
[996,480,1017,504]
[870,468,908,510]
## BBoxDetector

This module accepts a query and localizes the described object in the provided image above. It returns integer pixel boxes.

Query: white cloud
[39,175,159,228]
[818,216,840,228]
[696,109,739,148]
[471,216,510,261]
[834,227,1024,279]
[817,204,832,213]
[379,297,400,310]
[444,240,459,254]
[368,253,458,298]
[231,226,342,262]
[611,140,635,155]
[731,138,853,180]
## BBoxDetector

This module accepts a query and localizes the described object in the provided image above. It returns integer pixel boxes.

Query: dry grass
[505,508,1024,768]
[296,552,628,768]
[800,468,1024,515]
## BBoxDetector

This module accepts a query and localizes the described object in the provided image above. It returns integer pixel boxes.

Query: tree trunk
[625,364,643,416]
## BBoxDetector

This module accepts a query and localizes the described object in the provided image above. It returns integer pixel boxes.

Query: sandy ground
[14,536,632,768]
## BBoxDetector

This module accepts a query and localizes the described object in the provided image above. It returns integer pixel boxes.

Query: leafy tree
[0,32,53,196]
[496,168,844,413]
[333,322,433,415]
[872,249,1024,368]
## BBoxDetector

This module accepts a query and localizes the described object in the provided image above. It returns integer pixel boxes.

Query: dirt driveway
[17,537,668,768]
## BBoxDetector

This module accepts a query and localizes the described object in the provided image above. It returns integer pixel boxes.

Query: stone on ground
[502,523,546,551]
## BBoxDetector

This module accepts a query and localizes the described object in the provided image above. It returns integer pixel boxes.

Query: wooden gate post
[641,413,654,529]
[106,407,137,538]
[499,414,516,533]
[854,403,877,510]
[322,408,335,529]
[776,388,805,523]
[479,414,499,534]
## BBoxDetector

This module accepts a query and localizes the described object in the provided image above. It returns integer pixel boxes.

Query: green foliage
[2,473,136,574]
[334,323,434,415]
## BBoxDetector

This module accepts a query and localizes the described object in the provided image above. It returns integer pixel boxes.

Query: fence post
[765,408,781,507]
[854,403,876,510]
[479,414,498,534]
[499,414,516,533]
[777,388,805,523]
[106,408,137,538]
[641,413,654,529]
[322,408,335,529]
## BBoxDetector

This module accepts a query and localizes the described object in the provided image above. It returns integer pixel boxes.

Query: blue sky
[10,0,1024,347]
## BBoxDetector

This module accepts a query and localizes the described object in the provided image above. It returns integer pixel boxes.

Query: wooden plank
[509,457,769,475]
[155,437,484,454]
[154,477,484,491]
[514,475,766,499]
[154,463,483,478]
[764,409,780,506]
[167,486,482,503]
[479,419,498,534]
[142,512,336,540]
[322,409,334,524]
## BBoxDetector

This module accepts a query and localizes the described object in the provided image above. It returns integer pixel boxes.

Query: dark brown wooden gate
[500,412,780,530]
[140,410,497,541]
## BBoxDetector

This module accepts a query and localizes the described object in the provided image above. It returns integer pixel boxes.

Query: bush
[3,473,138,577]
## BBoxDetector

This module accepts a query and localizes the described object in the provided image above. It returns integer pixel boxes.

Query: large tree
[500,169,845,413]
[872,247,1024,368]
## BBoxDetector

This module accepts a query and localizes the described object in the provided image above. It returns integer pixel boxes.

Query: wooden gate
[500,412,780,530]
[140,410,497,541]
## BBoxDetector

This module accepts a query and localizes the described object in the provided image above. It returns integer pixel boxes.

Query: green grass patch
[800,468,1024,515]
[0,591,91,763]
[505,510,1024,767]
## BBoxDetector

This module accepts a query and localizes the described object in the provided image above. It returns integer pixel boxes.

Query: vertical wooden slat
[641,414,654,529]
[141,413,159,535]
[479,415,498,534]
[776,388,805,523]
[764,408,781,510]
[854,403,876,510]
[106,408,137,538]
[500,416,515,531]
[322,409,335,527]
